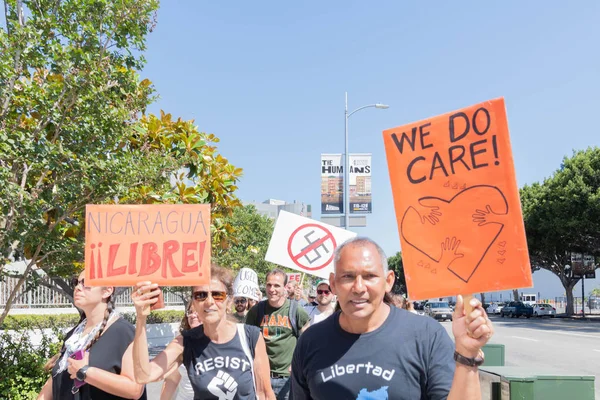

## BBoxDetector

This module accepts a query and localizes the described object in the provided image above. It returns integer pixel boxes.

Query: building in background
[246,199,312,220]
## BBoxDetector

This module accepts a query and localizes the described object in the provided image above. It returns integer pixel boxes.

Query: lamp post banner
[349,153,372,214]
[321,153,344,214]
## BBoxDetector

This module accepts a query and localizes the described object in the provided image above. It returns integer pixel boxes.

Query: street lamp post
[344,92,389,229]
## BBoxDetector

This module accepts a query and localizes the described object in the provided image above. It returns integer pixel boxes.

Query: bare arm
[160,367,182,400]
[253,335,276,400]
[448,364,480,400]
[36,377,52,400]
[447,295,493,400]
[79,343,145,399]
[132,281,184,383]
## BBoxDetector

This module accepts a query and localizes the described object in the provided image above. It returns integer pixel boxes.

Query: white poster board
[232,268,259,300]
[265,211,357,279]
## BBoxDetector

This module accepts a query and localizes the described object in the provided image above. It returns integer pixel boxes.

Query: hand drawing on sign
[400,185,509,283]
[301,230,330,264]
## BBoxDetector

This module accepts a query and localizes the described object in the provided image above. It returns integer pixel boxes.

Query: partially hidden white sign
[233,268,259,300]
[265,211,357,279]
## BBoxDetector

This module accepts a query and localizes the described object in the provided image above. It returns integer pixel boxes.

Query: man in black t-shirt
[291,237,494,400]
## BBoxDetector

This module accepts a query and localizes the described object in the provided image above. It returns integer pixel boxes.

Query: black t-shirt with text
[182,324,260,400]
[291,306,455,400]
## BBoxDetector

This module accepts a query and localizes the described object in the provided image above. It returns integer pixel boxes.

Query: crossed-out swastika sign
[287,224,336,271]
[265,211,357,279]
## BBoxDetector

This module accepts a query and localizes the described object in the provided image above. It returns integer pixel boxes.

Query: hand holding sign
[132,282,160,316]
[452,295,494,358]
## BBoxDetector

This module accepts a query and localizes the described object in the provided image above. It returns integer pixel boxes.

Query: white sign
[265,211,357,279]
[287,273,302,284]
[232,268,259,300]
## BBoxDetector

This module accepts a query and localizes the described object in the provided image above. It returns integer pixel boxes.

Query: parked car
[487,302,505,315]
[500,301,533,318]
[532,303,556,317]
[424,301,453,321]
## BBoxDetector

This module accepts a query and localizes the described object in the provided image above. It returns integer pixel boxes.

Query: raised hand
[131,281,160,316]
[452,295,494,358]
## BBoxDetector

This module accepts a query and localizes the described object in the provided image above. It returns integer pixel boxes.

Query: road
[146,316,600,399]
[442,315,600,399]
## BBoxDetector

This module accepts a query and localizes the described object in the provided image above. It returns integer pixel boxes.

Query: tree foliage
[387,251,406,295]
[214,205,276,285]
[0,0,243,324]
[520,147,600,315]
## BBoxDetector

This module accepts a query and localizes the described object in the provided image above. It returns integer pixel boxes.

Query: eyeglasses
[71,277,91,290]
[234,298,247,304]
[317,289,331,295]
[192,291,227,302]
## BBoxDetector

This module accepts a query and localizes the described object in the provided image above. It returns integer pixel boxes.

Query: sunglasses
[192,290,227,302]
[234,298,247,304]
[71,277,91,290]
[317,289,331,295]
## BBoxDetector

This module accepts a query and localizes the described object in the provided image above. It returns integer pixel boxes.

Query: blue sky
[142,2,600,299]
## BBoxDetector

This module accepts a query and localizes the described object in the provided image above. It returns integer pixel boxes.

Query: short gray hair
[333,236,388,273]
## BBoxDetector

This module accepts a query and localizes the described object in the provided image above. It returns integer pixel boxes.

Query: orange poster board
[383,98,532,300]
[84,204,211,286]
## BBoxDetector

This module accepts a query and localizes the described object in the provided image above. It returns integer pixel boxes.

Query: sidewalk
[555,313,600,322]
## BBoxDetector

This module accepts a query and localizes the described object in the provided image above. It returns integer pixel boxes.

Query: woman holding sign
[37,271,146,400]
[131,264,276,400]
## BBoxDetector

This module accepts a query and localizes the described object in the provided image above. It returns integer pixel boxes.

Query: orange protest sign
[383,98,532,300]
[84,204,211,286]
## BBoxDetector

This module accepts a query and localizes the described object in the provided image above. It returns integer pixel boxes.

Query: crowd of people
[37,236,493,400]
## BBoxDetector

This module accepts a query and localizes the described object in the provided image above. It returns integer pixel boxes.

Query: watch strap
[76,365,90,381]
[454,349,485,367]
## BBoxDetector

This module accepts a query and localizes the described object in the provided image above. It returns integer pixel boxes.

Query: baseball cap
[316,279,330,289]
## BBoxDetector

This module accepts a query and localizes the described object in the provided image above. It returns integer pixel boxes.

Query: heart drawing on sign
[401,185,509,283]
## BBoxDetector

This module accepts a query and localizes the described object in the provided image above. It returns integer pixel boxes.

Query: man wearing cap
[291,237,494,400]
[231,296,249,323]
[303,280,335,325]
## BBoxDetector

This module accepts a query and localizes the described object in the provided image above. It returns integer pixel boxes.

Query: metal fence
[551,296,600,314]
[0,276,186,309]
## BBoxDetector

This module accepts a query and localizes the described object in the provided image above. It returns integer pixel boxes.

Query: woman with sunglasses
[37,272,146,400]
[160,302,201,400]
[131,264,275,400]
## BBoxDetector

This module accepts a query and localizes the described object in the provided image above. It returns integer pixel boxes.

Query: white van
[520,293,537,306]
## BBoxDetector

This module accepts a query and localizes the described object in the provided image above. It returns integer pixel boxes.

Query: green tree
[387,251,406,295]
[520,147,600,315]
[214,205,276,284]
[0,0,243,324]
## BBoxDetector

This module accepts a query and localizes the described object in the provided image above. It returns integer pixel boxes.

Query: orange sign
[84,204,211,286]
[383,98,532,300]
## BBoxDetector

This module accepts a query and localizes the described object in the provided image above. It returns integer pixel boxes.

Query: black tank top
[182,324,260,400]
[51,317,147,399]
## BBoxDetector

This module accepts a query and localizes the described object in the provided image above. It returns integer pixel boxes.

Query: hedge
[0,309,184,330]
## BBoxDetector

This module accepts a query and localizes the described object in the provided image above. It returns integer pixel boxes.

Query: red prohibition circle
[286,224,337,271]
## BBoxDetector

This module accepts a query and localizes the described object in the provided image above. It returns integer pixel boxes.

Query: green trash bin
[482,343,505,366]
[479,366,595,400]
